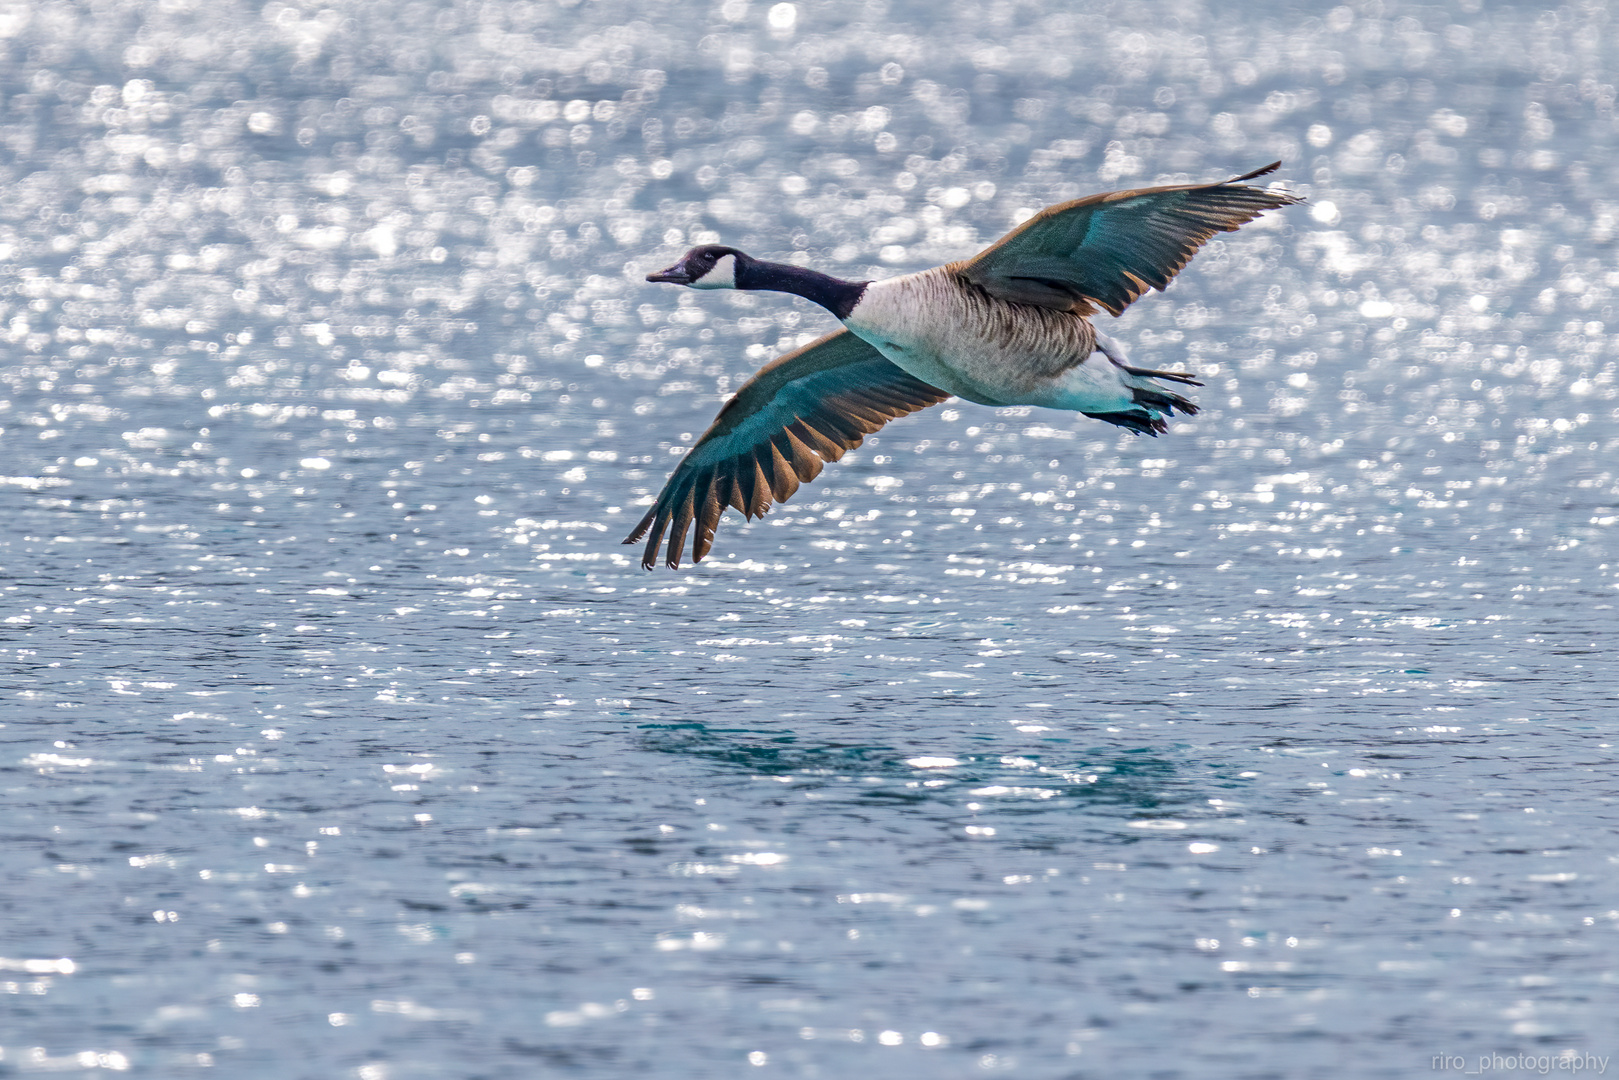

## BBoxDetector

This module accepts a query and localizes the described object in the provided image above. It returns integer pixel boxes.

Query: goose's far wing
[960,162,1301,316]
[624,329,949,569]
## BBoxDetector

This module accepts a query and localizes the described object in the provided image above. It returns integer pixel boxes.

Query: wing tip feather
[1228,160,1282,184]
[627,334,948,569]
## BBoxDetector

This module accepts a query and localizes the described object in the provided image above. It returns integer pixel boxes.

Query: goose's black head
[646,245,748,289]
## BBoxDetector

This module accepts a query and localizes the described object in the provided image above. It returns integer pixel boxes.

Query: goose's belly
[855,333,1016,406]
[842,273,1125,410]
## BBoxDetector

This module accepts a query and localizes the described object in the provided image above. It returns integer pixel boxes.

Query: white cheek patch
[690,253,737,289]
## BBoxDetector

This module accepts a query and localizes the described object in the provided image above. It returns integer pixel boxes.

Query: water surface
[3,0,1617,1076]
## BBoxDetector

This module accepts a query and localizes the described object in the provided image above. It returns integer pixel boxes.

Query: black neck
[735,258,868,320]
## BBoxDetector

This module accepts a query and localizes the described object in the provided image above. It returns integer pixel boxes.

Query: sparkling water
[3,0,1616,1076]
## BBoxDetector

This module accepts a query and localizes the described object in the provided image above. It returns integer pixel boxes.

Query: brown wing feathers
[623,331,948,569]
[963,161,1301,317]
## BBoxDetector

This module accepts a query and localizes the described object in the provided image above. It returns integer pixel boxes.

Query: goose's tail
[1084,331,1201,435]
[1120,364,1202,387]
[1093,331,1203,383]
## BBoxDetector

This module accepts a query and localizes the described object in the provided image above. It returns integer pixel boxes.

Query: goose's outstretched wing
[960,162,1301,316]
[624,329,949,569]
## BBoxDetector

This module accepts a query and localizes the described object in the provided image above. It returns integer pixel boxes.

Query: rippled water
[3,0,1617,1076]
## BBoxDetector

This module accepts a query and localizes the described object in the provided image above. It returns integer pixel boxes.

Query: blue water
[3,0,1617,1076]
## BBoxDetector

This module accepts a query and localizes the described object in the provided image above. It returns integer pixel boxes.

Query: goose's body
[842,269,1172,416]
[845,268,1092,405]
[628,163,1300,568]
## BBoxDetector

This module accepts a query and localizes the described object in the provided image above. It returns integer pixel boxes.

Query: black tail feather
[1121,364,1203,386]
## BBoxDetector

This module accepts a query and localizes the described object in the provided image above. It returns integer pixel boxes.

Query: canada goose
[627,162,1300,569]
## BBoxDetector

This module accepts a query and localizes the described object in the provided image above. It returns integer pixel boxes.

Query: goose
[626,162,1300,569]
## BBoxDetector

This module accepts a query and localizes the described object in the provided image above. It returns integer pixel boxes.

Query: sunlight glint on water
[0,0,1616,1076]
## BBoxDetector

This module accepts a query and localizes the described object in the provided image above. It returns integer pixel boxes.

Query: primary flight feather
[627,162,1300,569]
